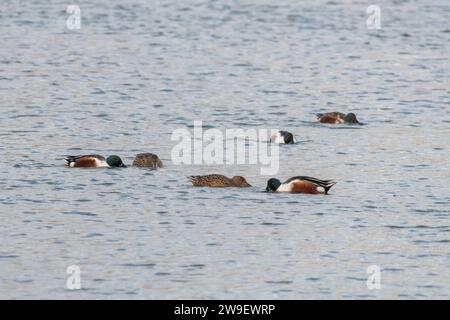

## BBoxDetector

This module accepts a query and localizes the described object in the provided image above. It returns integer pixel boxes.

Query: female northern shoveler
[270,130,296,144]
[132,153,163,168]
[190,174,252,187]
[65,155,127,168]
[317,112,361,124]
[266,176,336,194]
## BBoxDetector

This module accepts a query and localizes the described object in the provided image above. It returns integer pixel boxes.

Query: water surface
[0,0,449,299]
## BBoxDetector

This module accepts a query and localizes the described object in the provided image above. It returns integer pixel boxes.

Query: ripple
[63,211,98,217]
[1,0,449,300]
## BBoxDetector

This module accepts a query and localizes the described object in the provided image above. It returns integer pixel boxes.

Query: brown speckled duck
[132,153,163,168]
[189,174,251,188]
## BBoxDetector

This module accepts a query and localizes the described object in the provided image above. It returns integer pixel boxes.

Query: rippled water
[1,0,449,299]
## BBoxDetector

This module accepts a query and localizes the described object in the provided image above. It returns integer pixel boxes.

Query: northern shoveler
[65,155,127,168]
[132,153,163,168]
[317,112,361,124]
[270,130,296,144]
[190,174,252,187]
[266,176,336,194]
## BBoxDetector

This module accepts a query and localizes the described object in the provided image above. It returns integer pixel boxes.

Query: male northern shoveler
[65,155,127,168]
[132,153,163,168]
[317,112,361,124]
[266,176,336,194]
[270,130,296,144]
[190,174,252,187]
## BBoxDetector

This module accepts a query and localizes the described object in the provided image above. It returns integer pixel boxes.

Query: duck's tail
[189,176,201,186]
[300,176,337,194]
[323,181,337,195]
[64,156,78,167]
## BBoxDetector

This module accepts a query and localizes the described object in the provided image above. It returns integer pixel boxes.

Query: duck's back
[190,174,233,187]
[133,153,163,168]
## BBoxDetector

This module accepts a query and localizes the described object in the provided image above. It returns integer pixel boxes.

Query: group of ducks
[65,112,361,195]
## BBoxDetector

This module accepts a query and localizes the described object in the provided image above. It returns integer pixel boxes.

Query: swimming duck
[266,176,336,194]
[270,130,296,144]
[190,174,252,188]
[132,153,163,168]
[65,155,127,168]
[317,112,361,124]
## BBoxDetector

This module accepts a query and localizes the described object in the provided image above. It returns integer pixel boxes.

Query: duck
[65,155,127,168]
[270,130,296,144]
[266,176,336,194]
[317,112,361,124]
[132,153,163,168]
[190,174,252,188]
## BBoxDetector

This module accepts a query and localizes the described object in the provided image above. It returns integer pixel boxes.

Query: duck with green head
[266,176,336,194]
[317,112,362,124]
[65,155,127,168]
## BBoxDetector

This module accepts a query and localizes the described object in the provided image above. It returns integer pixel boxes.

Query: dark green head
[344,113,359,124]
[266,178,281,192]
[106,155,127,168]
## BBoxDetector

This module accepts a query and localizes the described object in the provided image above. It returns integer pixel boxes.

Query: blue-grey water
[1,0,449,299]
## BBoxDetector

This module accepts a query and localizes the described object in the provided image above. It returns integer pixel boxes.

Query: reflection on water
[0,0,449,299]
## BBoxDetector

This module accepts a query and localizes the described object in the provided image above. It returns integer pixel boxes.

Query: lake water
[1,0,449,299]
